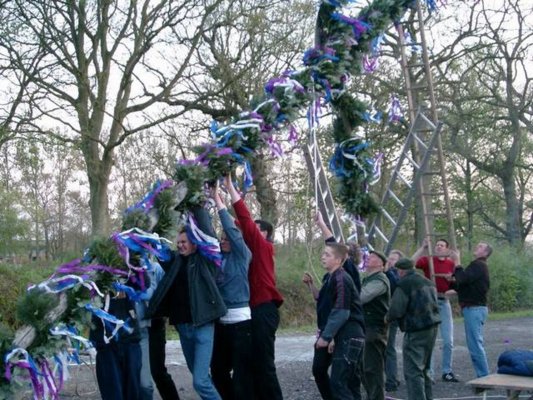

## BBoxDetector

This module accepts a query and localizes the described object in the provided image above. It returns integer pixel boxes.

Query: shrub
[275,242,323,329]
[0,263,56,329]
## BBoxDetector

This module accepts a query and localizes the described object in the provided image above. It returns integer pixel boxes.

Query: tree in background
[167,0,316,226]
[0,0,226,236]
[439,0,533,246]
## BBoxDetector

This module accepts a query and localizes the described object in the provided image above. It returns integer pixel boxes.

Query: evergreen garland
[0,1,442,398]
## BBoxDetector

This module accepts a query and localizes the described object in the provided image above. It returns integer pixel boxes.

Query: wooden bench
[467,373,533,400]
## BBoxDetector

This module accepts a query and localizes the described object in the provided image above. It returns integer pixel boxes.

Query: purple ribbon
[363,54,379,73]
[56,259,129,277]
[128,180,173,214]
[331,13,371,39]
[40,359,60,399]
[288,124,298,146]
[5,359,44,400]
[388,95,403,123]
[265,134,283,157]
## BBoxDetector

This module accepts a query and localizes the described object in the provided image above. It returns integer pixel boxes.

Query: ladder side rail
[397,22,418,123]
[383,121,441,253]
[303,143,345,243]
[368,112,428,245]
[416,2,438,123]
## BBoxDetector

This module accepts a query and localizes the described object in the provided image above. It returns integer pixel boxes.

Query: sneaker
[442,372,459,383]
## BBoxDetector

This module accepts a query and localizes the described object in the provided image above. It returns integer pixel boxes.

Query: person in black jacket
[147,206,227,400]
[450,242,492,378]
[311,242,365,399]
[314,211,361,291]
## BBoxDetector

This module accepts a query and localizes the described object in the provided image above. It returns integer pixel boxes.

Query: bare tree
[0,0,225,235]
[168,0,316,226]
[440,0,533,245]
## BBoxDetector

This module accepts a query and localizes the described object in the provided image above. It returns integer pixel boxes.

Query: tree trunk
[250,155,278,227]
[501,171,522,246]
[464,161,475,251]
[87,169,111,237]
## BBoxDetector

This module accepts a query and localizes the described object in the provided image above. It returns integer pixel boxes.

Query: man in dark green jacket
[386,258,441,400]
[361,250,390,400]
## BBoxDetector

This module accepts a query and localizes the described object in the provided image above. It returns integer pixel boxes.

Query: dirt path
[29,316,533,399]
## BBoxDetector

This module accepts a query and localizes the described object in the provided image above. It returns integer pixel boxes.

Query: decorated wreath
[0,0,444,398]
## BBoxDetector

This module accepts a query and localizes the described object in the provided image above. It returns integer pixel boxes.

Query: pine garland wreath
[0,1,444,398]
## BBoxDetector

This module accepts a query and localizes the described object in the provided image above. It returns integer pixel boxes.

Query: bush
[275,242,323,329]
[0,263,56,329]
[459,244,533,312]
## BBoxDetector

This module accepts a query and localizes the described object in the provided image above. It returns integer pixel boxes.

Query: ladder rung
[373,226,390,243]
[387,189,404,208]
[422,171,441,176]
[413,134,429,150]
[404,154,420,170]
[408,83,428,91]
[397,173,412,188]
[407,62,425,68]
[381,209,397,227]
[402,41,422,47]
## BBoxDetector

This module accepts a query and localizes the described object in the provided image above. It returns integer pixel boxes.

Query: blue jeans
[176,322,221,400]
[463,306,489,377]
[431,298,454,376]
[139,327,154,400]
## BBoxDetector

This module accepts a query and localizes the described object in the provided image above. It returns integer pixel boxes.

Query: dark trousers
[149,317,181,400]
[313,346,333,399]
[251,302,283,400]
[385,320,400,389]
[403,325,438,400]
[211,319,253,399]
[313,334,365,400]
[95,341,141,400]
[330,335,365,400]
[362,325,388,400]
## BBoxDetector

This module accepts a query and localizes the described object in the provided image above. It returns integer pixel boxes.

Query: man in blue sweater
[209,182,253,399]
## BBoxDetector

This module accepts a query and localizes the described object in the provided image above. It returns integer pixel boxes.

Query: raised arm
[192,205,216,238]
[412,238,428,261]
[224,175,267,246]
[315,211,335,242]
[209,182,251,261]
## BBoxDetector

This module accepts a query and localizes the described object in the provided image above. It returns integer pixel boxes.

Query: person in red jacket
[225,176,284,400]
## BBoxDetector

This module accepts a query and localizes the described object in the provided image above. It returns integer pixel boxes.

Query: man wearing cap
[387,258,441,400]
[361,250,390,400]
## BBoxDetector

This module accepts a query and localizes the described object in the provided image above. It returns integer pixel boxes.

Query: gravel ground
[23,316,533,399]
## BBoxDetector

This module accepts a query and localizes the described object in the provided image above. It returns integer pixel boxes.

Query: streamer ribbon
[185,213,222,268]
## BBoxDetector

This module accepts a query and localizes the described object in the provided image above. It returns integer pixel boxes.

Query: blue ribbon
[242,161,254,193]
[112,282,150,302]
